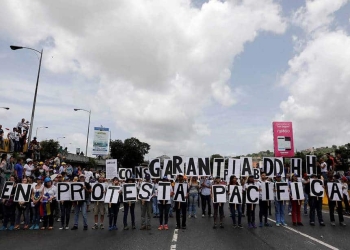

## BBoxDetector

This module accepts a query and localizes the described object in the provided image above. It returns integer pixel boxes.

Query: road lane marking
[170,229,178,250]
[267,218,339,250]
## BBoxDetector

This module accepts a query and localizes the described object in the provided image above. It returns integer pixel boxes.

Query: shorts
[94,202,105,215]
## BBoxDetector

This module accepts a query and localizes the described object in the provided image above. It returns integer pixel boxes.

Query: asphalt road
[0,203,349,250]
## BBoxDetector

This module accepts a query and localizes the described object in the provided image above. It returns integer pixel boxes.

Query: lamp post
[36,126,48,138]
[0,107,10,110]
[74,108,91,156]
[10,45,43,144]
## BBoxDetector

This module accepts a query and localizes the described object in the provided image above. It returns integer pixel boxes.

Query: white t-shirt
[321,162,328,172]
[44,186,57,199]
[24,164,34,176]
[85,171,93,181]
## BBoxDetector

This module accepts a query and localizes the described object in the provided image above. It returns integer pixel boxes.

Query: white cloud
[1,0,287,157]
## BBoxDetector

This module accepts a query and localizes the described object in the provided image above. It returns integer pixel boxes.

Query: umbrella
[50,174,58,180]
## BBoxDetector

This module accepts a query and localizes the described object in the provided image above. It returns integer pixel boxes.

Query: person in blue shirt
[14,158,24,183]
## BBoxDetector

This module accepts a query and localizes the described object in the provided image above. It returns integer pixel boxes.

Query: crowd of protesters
[0,151,350,232]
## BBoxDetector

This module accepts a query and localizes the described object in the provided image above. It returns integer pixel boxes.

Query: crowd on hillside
[0,152,350,232]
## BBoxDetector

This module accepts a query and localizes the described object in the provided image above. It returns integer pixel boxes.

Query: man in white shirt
[200,177,212,217]
[320,158,328,180]
[24,159,35,177]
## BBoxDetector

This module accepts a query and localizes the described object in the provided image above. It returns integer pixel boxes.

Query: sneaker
[109,226,113,231]
[182,225,186,229]
[57,218,61,222]
[248,223,253,228]
[59,227,64,230]
[252,223,257,228]
[194,215,197,218]
[29,225,35,230]
[153,215,157,218]
[0,226,7,231]
[213,224,217,229]
[158,225,163,230]
[164,224,169,230]
[188,215,191,219]
[124,226,129,230]
[259,222,263,227]
[210,214,213,218]
[264,223,272,227]
[340,222,346,226]
[288,212,292,216]
[237,224,243,229]
[175,225,180,229]
[140,225,147,230]
[310,222,315,226]
[297,222,303,226]
[219,223,224,228]
[276,223,280,227]
[331,221,336,226]
[34,225,39,230]
[100,224,104,229]
[83,226,88,230]
[202,214,205,218]
[92,224,99,230]
[320,222,325,226]
[281,223,287,226]
[132,225,136,229]
[65,226,69,230]
[232,224,237,228]
[113,225,118,230]
[8,225,14,231]
[293,222,297,226]
[304,212,308,216]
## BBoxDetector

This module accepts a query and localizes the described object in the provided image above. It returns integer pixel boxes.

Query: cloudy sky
[0,0,350,159]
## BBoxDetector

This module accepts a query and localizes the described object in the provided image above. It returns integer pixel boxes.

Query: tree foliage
[110,137,150,168]
[40,140,60,160]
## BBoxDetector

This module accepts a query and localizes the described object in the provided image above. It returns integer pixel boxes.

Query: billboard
[92,127,110,155]
[272,122,294,158]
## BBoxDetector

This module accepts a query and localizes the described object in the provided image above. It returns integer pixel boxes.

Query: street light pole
[10,45,43,145]
[36,126,48,138]
[74,108,91,156]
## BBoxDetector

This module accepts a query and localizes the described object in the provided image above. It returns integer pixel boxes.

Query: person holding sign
[174,174,188,229]
[108,177,122,230]
[71,174,92,230]
[289,174,303,226]
[140,174,153,230]
[200,177,212,218]
[40,177,57,230]
[157,176,173,230]
[259,172,272,227]
[92,176,106,230]
[188,176,199,218]
[307,174,325,226]
[0,176,16,231]
[326,174,346,226]
[122,176,137,230]
[274,174,287,227]
[14,178,31,230]
[228,175,243,229]
[59,177,73,230]
[30,176,44,230]
[211,176,225,229]
[341,176,350,215]
[244,175,259,229]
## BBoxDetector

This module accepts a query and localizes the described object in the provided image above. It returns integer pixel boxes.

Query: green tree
[110,137,150,169]
[40,140,60,160]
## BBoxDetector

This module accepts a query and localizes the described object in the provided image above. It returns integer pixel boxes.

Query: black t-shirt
[84,182,92,201]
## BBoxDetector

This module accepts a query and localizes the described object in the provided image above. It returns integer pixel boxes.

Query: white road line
[170,229,178,250]
[268,218,339,250]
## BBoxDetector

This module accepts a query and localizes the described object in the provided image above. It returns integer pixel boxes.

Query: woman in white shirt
[40,177,57,230]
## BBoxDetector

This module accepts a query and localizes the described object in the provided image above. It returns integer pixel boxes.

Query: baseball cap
[26,158,33,163]
[276,173,282,177]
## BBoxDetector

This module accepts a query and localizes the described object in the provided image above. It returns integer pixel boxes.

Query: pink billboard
[272,122,295,158]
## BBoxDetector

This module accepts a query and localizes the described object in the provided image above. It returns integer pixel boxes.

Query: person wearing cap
[30,176,44,230]
[139,173,153,230]
[108,177,122,230]
[122,175,137,230]
[24,158,35,178]
[274,173,287,227]
[290,174,303,226]
[71,174,92,230]
[40,177,57,230]
[174,173,189,229]
[59,162,66,174]
[308,174,325,226]
[92,176,106,230]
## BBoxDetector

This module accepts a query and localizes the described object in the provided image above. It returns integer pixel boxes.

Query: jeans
[32,203,41,225]
[2,204,15,227]
[229,204,242,225]
[188,193,198,216]
[158,203,170,225]
[123,202,135,227]
[201,194,211,215]
[108,203,120,227]
[74,201,88,227]
[247,204,256,223]
[275,200,285,224]
[43,201,56,228]
[152,197,159,215]
[14,140,19,153]
[60,201,72,227]
[175,202,187,227]
[213,203,224,224]
[15,204,30,225]
[141,201,152,226]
